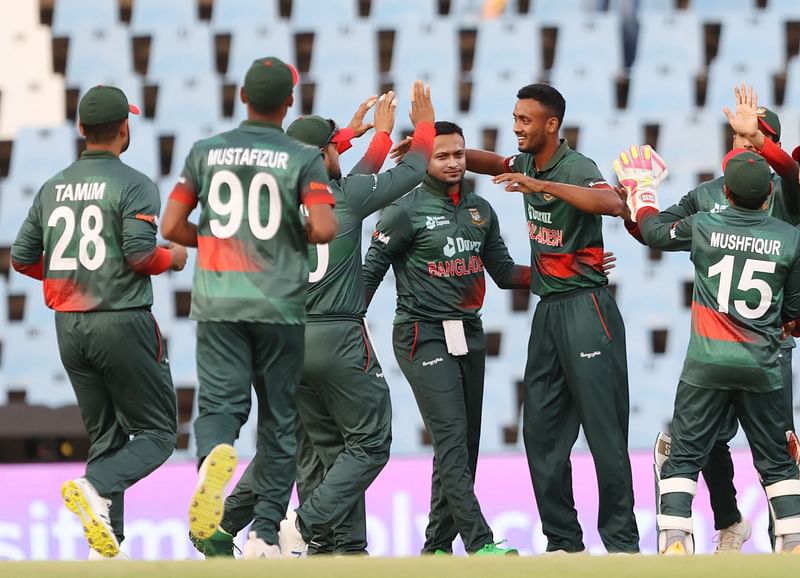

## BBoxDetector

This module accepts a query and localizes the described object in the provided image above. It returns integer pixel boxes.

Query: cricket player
[363,120,529,556]
[192,82,436,558]
[466,83,639,554]
[160,56,337,558]
[11,85,186,558]
[625,85,800,551]
[619,145,800,555]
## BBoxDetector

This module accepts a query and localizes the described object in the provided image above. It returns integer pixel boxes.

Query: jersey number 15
[708,255,776,320]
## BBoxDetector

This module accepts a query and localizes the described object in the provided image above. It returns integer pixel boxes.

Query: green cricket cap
[722,148,771,199]
[243,57,299,109]
[78,85,139,126]
[756,106,780,142]
[286,115,348,148]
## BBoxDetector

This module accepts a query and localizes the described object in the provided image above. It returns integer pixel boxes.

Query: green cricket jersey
[174,120,331,324]
[307,124,433,319]
[507,140,609,297]
[363,174,528,323]
[659,173,800,225]
[12,150,161,311]
[640,207,800,392]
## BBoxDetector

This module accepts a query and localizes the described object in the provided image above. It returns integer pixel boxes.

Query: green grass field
[3,554,800,578]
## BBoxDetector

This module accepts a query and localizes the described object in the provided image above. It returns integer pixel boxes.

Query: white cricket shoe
[189,444,237,540]
[243,531,281,559]
[714,519,751,553]
[279,510,308,558]
[61,477,119,558]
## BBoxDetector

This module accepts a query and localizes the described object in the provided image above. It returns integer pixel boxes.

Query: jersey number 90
[208,170,282,240]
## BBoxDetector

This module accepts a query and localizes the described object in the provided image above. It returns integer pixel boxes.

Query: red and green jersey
[172,120,332,324]
[506,140,609,297]
[307,123,434,319]
[363,175,529,324]
[640,207,800,392]
[12,150,161,311]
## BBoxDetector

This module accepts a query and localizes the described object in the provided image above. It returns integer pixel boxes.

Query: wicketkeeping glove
[613,145,669,222]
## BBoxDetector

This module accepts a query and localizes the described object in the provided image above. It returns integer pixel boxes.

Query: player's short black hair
[249,101,285,116]
[516,83,566,128]
[728,189,769,210]
[434,121,464,138]
[82,119,125,144]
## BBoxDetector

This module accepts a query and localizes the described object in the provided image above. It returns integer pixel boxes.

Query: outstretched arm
[492,173,625,216]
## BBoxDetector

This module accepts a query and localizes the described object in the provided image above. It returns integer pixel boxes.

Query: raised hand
[723,84,759,142]
[389,136,412,163]
[612,145,668,222]
[347,95,378,138]
[373,91,397,135]
[409,80,435,126]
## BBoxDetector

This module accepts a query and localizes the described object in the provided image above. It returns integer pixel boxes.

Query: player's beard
[121,132,131,153]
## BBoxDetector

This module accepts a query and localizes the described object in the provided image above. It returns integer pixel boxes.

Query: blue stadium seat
[549,63,617,122]
[575,113,643,178]
[532,0,596,23]
[656,111,725,175]
[551,13,623,77]
[627,62,697,123]
[784,56,800,110]
[121,120,160,182]
[776,108,799,149]
[633,11,703,73]
[164,320,198,387]
[210,0,280,31]
[309,22,377,80]
[312,73,379,129]
[130,0,198,34]
[155,74,223,133]
[65,27,134,88]
[290,0,358,28]
[370,0,438,25]
[225,23,293,83]
[715,11,783,73]
[9,124,77,183]
[146,25,215,83]
[688,0,756,20]
[704,61,774,115]
[51,0,119,36]
[769,0,800,18]
[0,179,42,244]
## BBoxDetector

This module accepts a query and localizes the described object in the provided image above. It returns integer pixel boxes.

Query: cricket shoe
[189,528,237,558]
[189,443,237,540]
[243,531,281,559]
[61,477,119,558]
[473,540,519,556]
[662,530,690,556]
[714,519,751,553]
[279,510,308,558]
[88,549,129,560]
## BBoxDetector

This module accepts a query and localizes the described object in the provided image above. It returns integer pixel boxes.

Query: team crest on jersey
[542,193,555,201]
[468,208,485,225]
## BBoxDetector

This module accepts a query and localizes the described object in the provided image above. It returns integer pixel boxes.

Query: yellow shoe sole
[61,480,119,558]
[189,444,238,539]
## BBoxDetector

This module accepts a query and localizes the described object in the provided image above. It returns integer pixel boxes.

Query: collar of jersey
[80,150,118,160]
[532,139,570,173]
[423,174,469,198]
[239,119,284,132]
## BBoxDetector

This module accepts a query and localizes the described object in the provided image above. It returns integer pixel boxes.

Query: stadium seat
[225,23,293,82]
[776,108,799,149]
[688,0,756,20]
[289,0,358,28]
[768,0,800,19]
[784,56,800,111]
[715,10,783,74]
[0,25,54,90]
[155,74,224,133]
[210,0,280,31]
[8,124,78,185]
[74,75,143,110]
[0,0,39,33]
[532,0,596,23]
[51,0,119,36]
[370,0,438,26]
[549,63,617,122]
[309,22,377,80]
[64,27,134,89]
[575,113,643,178]
[704,61,775,115]
[656,111,726,175]
[145,25,215,83]
[627,62,698,123]
[633,11,703,74]
[121,120,161,182]
[0,76,66,140]
[164,320,198,387]
[551,12,623,78]
[130,0,198,34]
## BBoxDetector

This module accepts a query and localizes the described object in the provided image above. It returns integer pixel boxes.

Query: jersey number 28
[47,205,106,271]
[708,255,776,320]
